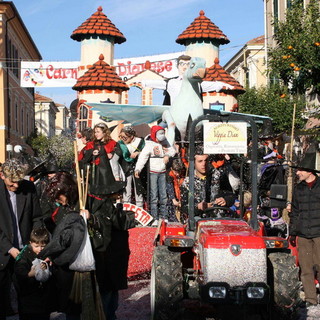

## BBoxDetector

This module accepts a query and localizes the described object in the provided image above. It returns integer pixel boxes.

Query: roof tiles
[71,6,126,44]
[73,54,129,91]
[34,93,53,102]
[176,10,229,45]
[247,35,265,45]
[204,57,245,92]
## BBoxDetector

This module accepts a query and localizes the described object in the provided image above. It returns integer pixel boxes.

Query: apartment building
[0,1,42,162]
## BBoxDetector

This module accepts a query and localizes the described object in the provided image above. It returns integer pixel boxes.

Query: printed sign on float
[123,203,153,226]
[203,122,248,154]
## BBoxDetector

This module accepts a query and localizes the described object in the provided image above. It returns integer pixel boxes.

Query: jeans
[123,174,144,208]
[150,172,167,220]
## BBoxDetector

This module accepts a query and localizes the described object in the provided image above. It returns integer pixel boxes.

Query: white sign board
[203,122,247,154]
[123,203,153,226]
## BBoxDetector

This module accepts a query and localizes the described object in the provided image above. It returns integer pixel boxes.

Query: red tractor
[150,112,301,320]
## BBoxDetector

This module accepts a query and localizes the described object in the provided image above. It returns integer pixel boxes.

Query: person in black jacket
[0,159,43,320]
[38,172,86,320]
[289,151,320,309]
[180,151,237,219]
[87,185,130,320]
[13,228,53,320]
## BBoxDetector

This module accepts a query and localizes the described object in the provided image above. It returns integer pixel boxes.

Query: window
[287,0,292,9]
[273,0,279,33]
[15,104,18,132]
[7,39,19,78]
[21,107,24,136]
[26,113,29,136]
[79,105,88,132]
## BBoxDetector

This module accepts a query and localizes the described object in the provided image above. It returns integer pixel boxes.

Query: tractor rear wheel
[268,252,302,319]
[150,245,183,320]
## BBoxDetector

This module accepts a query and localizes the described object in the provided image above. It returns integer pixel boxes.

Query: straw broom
[72,141,106,320]
[74,141,84,209]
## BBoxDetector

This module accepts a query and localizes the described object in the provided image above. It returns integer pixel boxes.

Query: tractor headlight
[264,239,288,249]
[164,237,194,247]
[208,286,227,299]
[246,287,265,299]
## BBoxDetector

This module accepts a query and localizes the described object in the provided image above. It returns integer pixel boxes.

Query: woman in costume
[79,122,124,195]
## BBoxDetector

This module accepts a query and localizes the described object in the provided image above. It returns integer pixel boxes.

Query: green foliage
[28,134,49,157]
[238,85,306,134]
[48,135,75,168]
[27,133,75,169]
[268,0,320,94]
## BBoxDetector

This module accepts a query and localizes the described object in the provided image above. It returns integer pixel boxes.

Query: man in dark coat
[289,152,320,309]
[0,159,43,319]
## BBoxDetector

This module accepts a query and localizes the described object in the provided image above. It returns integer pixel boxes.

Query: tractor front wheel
[150,246,183,320]
[268,252,302,319]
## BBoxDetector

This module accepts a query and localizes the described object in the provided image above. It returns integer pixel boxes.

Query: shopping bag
[69,212,96,272]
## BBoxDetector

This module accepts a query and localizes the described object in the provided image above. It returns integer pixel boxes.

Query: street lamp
[6,144,13,159]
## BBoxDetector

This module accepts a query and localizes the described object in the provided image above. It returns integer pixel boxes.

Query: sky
[13,0,264,107]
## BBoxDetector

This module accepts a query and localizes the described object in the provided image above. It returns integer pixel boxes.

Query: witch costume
[87,184,131,320]
[80,140,125,195]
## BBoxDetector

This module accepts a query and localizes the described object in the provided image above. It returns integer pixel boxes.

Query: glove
[289,236,296,247]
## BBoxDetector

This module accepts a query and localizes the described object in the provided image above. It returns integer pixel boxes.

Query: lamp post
[6,144,13,159]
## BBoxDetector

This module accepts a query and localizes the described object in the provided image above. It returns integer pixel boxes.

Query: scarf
[212,160,225,169]
[169,170,184,200]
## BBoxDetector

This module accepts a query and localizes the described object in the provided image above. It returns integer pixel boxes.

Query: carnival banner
[21,61,79,87]
[114,51,184,81]
[203,122,248,154]
[21,51,184,87]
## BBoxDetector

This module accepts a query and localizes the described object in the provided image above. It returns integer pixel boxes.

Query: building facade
[34,93,59,137]
[0,2,42,162]
[55,103,71,135]
[224,35,267,89]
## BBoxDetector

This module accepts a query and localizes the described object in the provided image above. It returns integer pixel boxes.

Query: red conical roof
[204,57,244,92]
[176,10,229,45]
[71,6,126,44]
[73,54,129,91]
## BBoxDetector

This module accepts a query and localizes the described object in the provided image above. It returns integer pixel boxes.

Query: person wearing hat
[79,122,125,195]
[0,159,43,319]
[289,150,320,309]
[87,183,130,320]
[134,125,176,225]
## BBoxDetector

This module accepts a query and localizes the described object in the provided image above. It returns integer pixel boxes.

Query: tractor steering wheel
[203,206,238,219]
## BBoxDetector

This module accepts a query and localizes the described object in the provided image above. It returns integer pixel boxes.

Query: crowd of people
[1,117,320,319]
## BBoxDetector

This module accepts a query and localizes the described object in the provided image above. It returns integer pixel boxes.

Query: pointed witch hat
[258,119,275,139]
[291,149,320,173]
